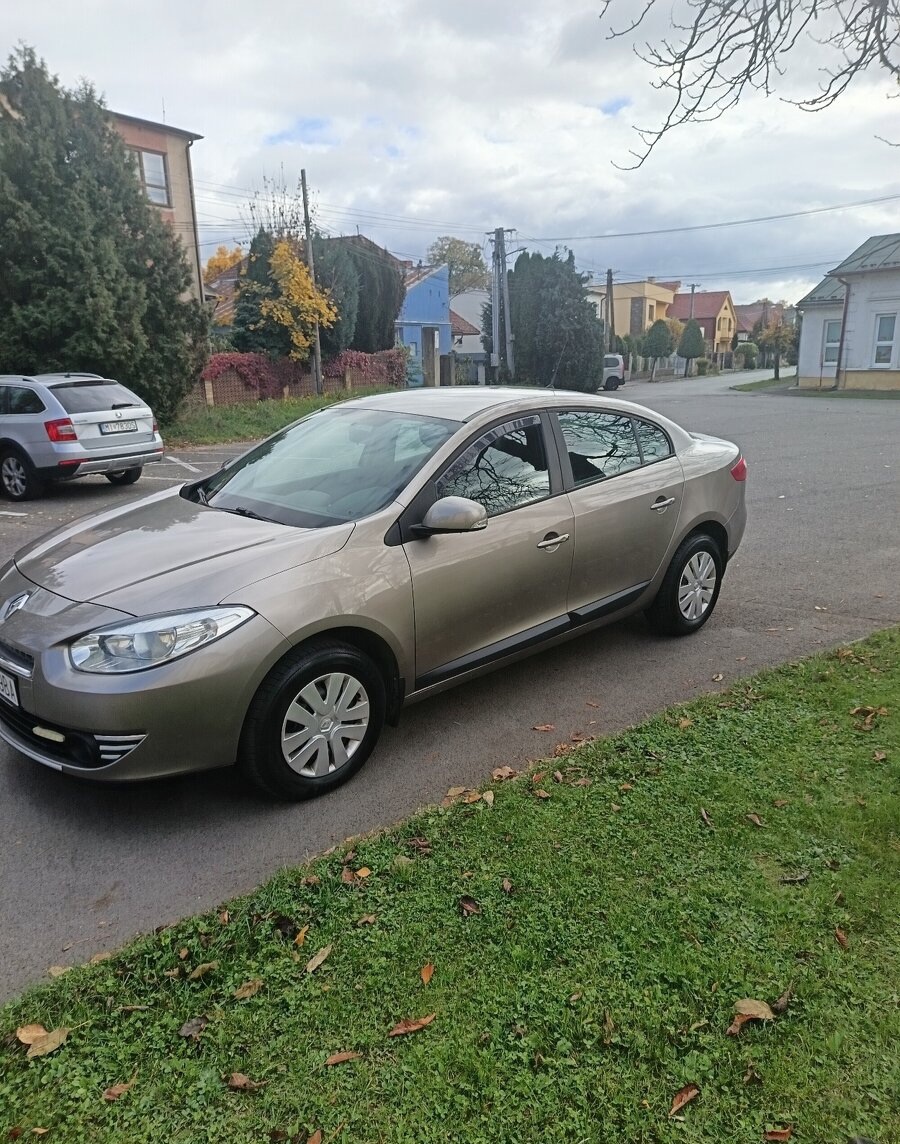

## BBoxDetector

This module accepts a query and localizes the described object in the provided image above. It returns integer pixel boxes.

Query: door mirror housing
[414,495,488,536]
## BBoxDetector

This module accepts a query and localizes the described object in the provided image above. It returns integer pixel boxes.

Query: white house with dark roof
[797,234,900,390]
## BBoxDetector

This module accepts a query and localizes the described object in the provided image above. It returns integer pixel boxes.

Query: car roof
[347,385,670,423]
[0,373,110,387]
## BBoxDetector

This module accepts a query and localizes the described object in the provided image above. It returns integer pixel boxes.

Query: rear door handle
[536,532,570,550]
[650,497,675,512]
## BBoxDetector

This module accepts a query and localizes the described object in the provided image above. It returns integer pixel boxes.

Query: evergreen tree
[345,240,405,352]
[677,319,705,377]
[643,318,675,381]
[313,233,359,359]
[0,47,207,422]
[232,228,279,354]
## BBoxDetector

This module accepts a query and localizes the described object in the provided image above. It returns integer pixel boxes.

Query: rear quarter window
[634,419,673,462]
[50,382,145,414]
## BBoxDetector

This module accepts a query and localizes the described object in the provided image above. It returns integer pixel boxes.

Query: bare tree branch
[600,0,900,166]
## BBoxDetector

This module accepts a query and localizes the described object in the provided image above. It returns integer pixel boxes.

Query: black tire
[105,466,143,486]
[603,377,621,391]
[645,533,724,637]
[0,446,44,501]
[238,639,386,800]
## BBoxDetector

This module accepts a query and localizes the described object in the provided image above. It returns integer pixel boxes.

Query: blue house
[395,264,452,387]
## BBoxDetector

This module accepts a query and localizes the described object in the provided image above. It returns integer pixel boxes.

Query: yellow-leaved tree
[259,239,337,361]
[203,245,244,284]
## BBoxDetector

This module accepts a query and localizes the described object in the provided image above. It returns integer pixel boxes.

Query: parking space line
[0,510,27,517]
[165,455,202,473]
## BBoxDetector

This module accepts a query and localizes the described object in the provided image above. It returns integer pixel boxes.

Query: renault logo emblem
[1,593,29,622]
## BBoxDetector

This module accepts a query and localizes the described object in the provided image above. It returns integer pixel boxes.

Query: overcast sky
[4,0,900,303]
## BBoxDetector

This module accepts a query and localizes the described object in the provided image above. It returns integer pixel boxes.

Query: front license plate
[99,420,137,434]
[0,669,19,708]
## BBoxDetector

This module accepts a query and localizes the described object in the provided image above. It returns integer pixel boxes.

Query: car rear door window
[6,387,46,415]
[634,419,673,463]
[50,382,143,413]
[557,412,641,484]
[437,416,551,517]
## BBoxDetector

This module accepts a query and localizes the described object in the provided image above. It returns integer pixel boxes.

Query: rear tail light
[45,418,77,442]
[152,418,159,433]
[730,456,747,482]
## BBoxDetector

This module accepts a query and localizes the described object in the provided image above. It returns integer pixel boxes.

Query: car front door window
[436,416,550,516]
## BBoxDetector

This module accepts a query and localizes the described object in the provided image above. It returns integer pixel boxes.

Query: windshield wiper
[226,505,271,522]
[195,484,208,505]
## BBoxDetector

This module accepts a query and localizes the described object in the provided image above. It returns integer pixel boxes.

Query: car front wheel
[603,377,621,391]
[645,533,723,636]
[0,447,44,501]
[238,639,386,800]
[105,467,143,486]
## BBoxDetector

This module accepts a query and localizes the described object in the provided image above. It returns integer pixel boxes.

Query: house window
[822,319,842,364]
[873,314,896,367]
[130,148,170,206]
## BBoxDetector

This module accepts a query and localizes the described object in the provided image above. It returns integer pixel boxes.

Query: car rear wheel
[105,467,143,486]
[603,377,621,391]
[0,447,44,501]
[238,639,386,800]
[645,533,723,637]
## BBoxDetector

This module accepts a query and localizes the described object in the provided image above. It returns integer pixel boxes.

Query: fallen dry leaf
[305,945,333,974]
[388,1013,436,1037]
[308,1131,323,1144]
[357,914,377,926]
[746,813,765,828]
[850,704,889,729]
[742,1062,762,1084]
[532,723,555,732]
[700,808,714,829]
[835,927,850,950]
[553,770,565,783]
[534,789,551,799]
[163,968,181,979]
[572,777,592,787]
[26,1027,69,1059]
[668,1082,700,1117]
[178,948,190,960]
[772,798,791,808]
[301,874,320,886]
[678,716,693,729]
[325,1050,362,1066]
[553,742,573,757]
[531,771,546,783]
[725,1013,754,1036]
[188,961,219,981]
[764,1128,793,1142]
[420,963,434,985]
[16,1024,48,1046]
[227,1072,267,1091]
[462,790,481,804]
[501,878,513,894]
[586,700,600,708]
[873,750,887,762]
[89,951,112,966]
[620,782,634,791]
[779,871,810,885]
[294,925,310,947]
[233,979,263,1001]
[610,803,621,812]
[603,1010,615,1045]
[445,785,467,798]
[712,673,724,682]
[771,987,793,1015]
[482,790,495,807]
[356,867,372,878]
[219,910,230,924]
[102,1079,135,1102]
[568,991,582,1003]
[178,1016,208,1039]
[491,766,517,781]
[47,966,70,979]
[459,895,481,916]
[734,998,776,1020]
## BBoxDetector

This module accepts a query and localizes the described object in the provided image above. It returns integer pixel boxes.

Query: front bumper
[0,567,291,782]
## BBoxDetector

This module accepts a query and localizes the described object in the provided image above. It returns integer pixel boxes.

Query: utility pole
[301,168,323,396]
[605,268,615,353]
[688,282,700,319]
[490,229,501,380]
[499,228,515,378]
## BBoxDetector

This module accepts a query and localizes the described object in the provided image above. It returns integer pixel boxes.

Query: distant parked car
[601,354,627,390]
[0,373,163,500]
[0,387,746,801]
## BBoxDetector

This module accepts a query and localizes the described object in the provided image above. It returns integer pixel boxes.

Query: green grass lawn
[2,632,898,1143]
[731,375,790,392]
[161,387,397,447]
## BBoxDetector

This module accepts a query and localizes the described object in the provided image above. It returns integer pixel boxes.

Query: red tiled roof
[733,301,784,332]
[669,290,732,320]
[450,308,480,337]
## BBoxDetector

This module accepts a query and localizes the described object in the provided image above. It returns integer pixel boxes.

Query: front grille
[0,639,34,678]
[0,698,145,769]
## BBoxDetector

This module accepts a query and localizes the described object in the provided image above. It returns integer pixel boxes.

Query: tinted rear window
[50,382,145,414]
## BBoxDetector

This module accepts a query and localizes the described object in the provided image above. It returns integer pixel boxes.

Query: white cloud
[4,0,900,302]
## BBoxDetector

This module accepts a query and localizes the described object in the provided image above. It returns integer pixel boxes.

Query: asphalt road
[1,376,898,1000]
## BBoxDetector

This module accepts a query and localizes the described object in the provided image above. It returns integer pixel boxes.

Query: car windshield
[49,381,144,413]
[198,406,460,528]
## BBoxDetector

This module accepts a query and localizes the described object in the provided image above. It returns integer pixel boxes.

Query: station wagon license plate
[99,420,137,434]
[0,669,18,708]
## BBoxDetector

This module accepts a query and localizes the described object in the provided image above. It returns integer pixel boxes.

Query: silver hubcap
[281,672,369,778]
[678,551,717,621]
[2,457,26,498]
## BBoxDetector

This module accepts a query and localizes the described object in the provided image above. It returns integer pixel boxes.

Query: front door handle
[536,532,570,550]
[650,497,675,512]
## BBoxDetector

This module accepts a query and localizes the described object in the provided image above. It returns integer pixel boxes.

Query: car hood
[14,488,355,615]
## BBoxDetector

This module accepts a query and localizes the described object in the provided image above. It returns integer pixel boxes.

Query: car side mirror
[413,496,488,536]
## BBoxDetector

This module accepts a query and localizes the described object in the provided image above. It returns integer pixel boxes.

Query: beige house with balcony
[586,278,681,337]
[109,112,204,301]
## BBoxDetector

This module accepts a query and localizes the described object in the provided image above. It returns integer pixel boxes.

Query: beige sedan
[0,387,746,799]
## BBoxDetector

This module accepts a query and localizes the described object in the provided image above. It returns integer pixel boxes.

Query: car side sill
[413,581,651,692]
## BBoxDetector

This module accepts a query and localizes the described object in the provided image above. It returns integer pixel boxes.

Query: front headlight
[69,606,255,674]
